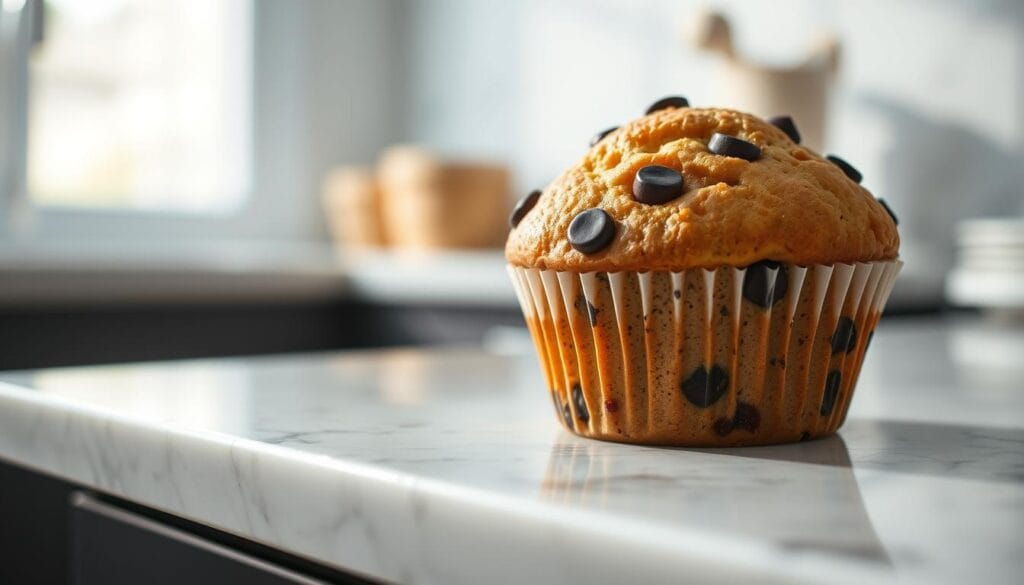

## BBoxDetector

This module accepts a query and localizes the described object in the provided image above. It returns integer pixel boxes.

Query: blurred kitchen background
[1,0,1022,369]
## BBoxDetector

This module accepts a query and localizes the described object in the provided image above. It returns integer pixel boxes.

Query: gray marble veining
[0,316,1022,585]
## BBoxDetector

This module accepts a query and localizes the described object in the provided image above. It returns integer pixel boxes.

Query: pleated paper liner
[508,260,902,446]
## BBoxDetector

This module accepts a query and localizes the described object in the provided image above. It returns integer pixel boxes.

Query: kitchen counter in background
[1,315,1021,584]
[0,243,521,369]
[0,241,934,309]
[0,242,514,307]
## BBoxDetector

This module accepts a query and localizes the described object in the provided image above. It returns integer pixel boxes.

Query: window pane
[27,0,252,213]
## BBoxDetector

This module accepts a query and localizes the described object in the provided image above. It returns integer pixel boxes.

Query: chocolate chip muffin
[506,98,901,446]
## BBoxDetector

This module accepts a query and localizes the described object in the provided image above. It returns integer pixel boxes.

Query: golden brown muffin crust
[505,107,900,271]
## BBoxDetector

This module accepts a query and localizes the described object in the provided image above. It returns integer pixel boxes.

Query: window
[3,0,396,244]
[26,0,252,213]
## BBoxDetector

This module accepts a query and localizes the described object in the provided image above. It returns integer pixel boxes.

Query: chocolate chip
[604,399,619,413]
[562,402,573,428]
[573,293,585,314]
[742,260,788,308]
[509,189,541,228]
[877,198,899,225]
[799,431,811,442]
[831,317,858,354]
[821,371,842,416]
[681,364,729,407]
[826,155,862,184]
[568,208,616,254]
[645,96,689,114]
[713,417,734,436]
[733,402,761,432]
[708,133,761,161]
[632,165,685,205]
[572,384,589,423]
[589,126,618,147]
[587,301,599,326]
[768,115,801,144]
[673,289,681,300]
[712,402,760,436]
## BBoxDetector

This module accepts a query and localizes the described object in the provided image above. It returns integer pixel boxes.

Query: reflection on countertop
[543,433,892,565]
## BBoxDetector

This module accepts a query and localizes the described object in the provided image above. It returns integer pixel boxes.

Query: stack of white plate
[946,218,1024,314]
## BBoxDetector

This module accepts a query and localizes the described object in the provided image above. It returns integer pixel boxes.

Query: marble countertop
[0,316,1021,584]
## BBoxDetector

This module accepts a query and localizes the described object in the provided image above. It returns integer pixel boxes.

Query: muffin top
[505,101,900,272]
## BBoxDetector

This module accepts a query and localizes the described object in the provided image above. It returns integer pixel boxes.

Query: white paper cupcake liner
[508,260,902,446]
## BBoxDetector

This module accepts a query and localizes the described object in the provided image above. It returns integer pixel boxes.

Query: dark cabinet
[0,459,376,584]
[71,493,326,585]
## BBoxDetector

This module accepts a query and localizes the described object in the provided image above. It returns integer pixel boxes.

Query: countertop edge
[0,380,899,585]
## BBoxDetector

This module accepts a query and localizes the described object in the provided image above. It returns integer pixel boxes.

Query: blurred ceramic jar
[378,146,510,250]
[322,167,388,248]
[687,10,839,152]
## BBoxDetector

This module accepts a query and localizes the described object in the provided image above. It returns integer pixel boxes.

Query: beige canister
[378,146,510,249]
[322,166,387,248]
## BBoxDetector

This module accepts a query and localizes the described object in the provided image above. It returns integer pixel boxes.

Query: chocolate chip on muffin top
[589,126,619,147]
[567,208,616,254]
[509,189,541,228]
[645,95,690,114]
[767,115,801,144]
[708,133,761,161]
[632,165,686,205]
[826,155,863,184]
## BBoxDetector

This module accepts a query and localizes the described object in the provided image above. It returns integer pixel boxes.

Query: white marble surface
[0,316,1022,584]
